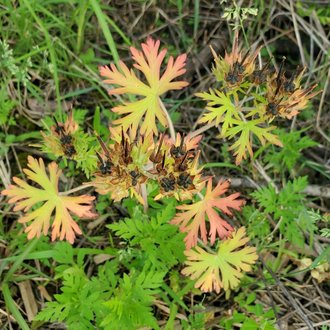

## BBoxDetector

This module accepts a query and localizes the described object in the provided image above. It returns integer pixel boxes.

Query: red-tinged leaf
[1,156,97,244]
[173,132,203,151]
[182,227,258,293]
[100,37,188,136]
[171,178,245,248]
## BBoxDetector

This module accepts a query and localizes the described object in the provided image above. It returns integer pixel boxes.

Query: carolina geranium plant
[1,34,317,328]
[196,31,318,164]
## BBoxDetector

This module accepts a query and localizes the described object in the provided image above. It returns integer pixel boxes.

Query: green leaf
[89,0,120,65]
[225,118,282,165]
[251,177,315,248]
[265,129,317,171]
[35,263,116,328]
[93,106,101,133]
[2,283,30,330]
[0,86,16,126]
[109,202,185,269]
[196,89,239,134]
[102,266,164,329]
[53,243,75,265]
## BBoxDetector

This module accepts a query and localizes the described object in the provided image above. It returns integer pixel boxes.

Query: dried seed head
[150,133,165,163]
[177,172,194,189]
[160,175,176,192]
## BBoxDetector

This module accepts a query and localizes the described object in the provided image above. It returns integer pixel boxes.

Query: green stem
[76,0,89,53]
[240,17,249,46]
[141,183,149,213]
[193,0,200,40]
[1,239,38,330]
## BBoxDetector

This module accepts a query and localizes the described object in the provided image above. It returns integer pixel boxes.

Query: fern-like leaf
[265,129,317,171]
[34,266,112,329]
[110,203,185,268]
[102,266,164,329]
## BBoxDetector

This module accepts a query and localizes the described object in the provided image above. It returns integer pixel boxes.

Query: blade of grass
[35,3,72,33]
[193,0,200,40]
[14,45,48,62]
[304,160,330,180]
[61,86,97,100]
[176,0,183,17]
[3,238,39,282]
[164,303,178,330]
[203,162,242,172]
[89,0,119,65]
[76,0,90,53]
[2,283,30,330]
[21,0,62,119]
[54,38,113,102]
[177,279,197,297]
[93,106,101,133]
[161,282,189,311]
[1,250,55,264]
[105,16,131,46]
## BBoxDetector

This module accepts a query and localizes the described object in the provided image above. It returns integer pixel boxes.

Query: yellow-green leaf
[196,89,239,135]
[224,118,282,165]
[100,38,188,136]
[182,227,257,293]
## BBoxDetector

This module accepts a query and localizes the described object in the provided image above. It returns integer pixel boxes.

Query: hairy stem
[141,183,149,212]
[189,122,215,138]
[159,98,176,141]
[59,183,95,196]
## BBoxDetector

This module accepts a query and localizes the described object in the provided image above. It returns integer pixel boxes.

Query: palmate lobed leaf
[182,227,258,293]
[171,179,245,249]
[1,156,97,244]
[224,118,282,165]
[100,37,188,136]
[196,89,239,134]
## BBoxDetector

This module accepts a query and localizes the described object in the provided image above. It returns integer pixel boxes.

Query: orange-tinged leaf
[173,132,203,151]
[182,227,258,293]
[100,37,188,136]
[170,179,245,248]
[1,156,96,244]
